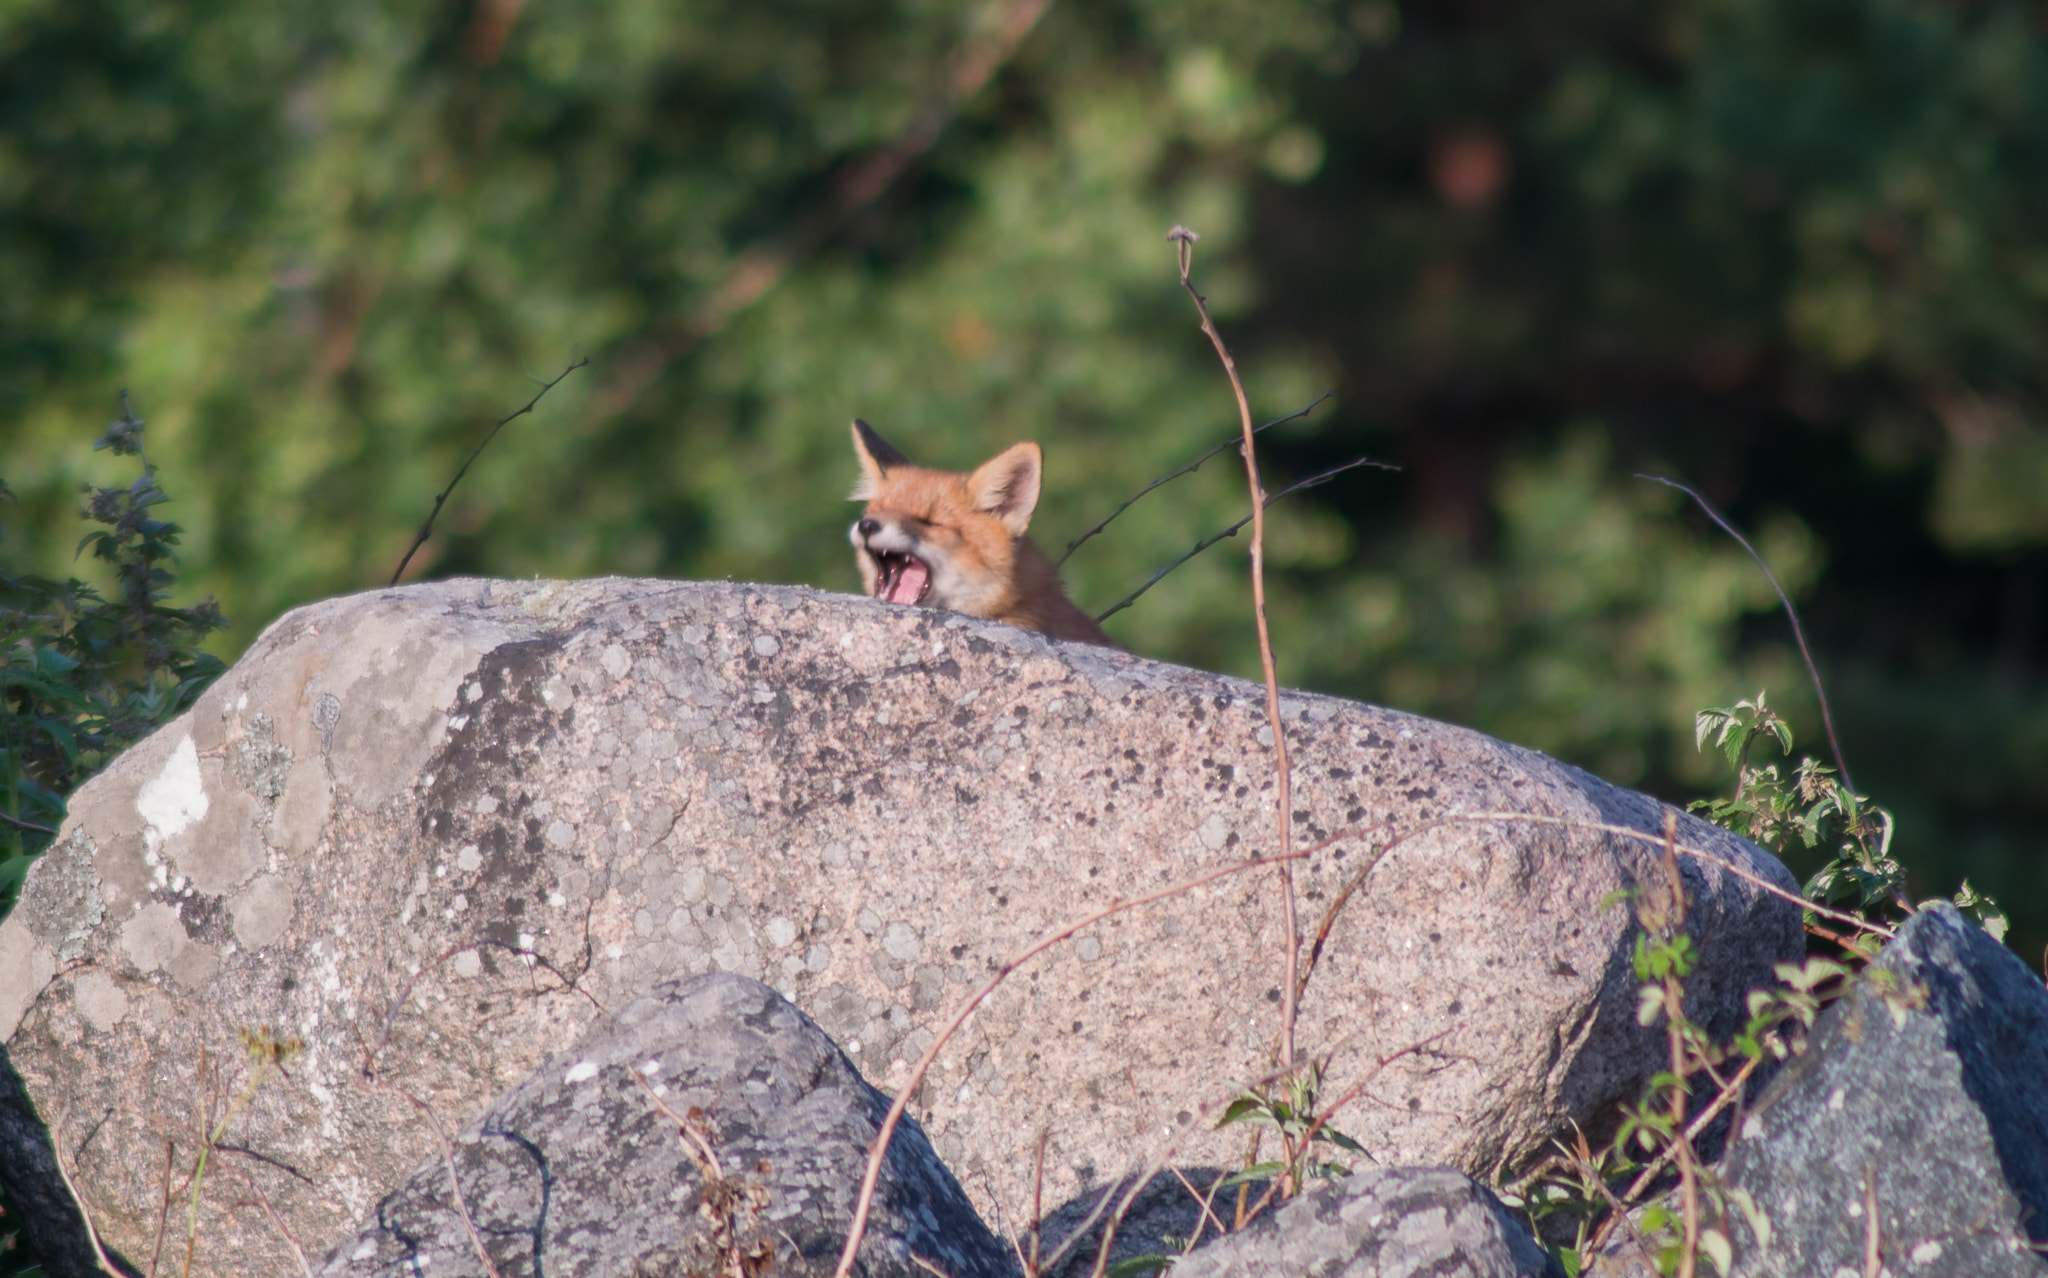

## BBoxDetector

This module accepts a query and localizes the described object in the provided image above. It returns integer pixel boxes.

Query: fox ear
[850,419,911,500]
[968,442,1042,536]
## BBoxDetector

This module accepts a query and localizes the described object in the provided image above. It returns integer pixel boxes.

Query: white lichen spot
[753,634,780,657]
[564,1060,600,1084]
[452,950,481,978]
[475,794,498,815]
[136,737,208,838]
[548,892,567,908]
[881,922,922,961]
[1826,1087,1846,1111]
[1910,1241,1942,1265]
[456,845,482,874]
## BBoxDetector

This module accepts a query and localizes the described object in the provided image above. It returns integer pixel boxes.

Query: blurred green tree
[2,0,2043,957]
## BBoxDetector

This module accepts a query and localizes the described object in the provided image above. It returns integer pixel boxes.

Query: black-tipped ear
[850,419,912,501]
[853,419,911,468]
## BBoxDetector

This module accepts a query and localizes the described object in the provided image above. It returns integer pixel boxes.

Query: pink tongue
[886,558,929,605]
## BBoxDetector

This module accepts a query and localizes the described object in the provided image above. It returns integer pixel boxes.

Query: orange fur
[847,420,1119,647]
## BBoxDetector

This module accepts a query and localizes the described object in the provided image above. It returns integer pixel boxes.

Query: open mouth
[872,551,932,606]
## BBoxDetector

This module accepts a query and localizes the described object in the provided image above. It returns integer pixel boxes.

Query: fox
[847,419,1119,648]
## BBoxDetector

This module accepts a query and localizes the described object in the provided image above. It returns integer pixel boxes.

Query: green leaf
[1215,1096,1268,1128]
[1106,1257,1175,1278]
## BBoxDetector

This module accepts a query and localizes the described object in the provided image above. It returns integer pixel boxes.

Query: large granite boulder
[314,972,1017,1278]
[1719,901,2048,1277]
[0,578,1799,1275]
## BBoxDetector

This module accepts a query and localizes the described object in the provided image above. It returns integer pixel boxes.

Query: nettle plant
[1692,692,2007,942]
[0,394,227,912]
[1506,690,2010,1277]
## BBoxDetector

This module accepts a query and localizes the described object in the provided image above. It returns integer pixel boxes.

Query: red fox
[848,419,1119,647]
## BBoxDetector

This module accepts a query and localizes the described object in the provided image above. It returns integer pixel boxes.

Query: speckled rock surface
[1718,902,2048,1277]
[314,972,1016,1278]
[0,578,1799,1276]
[1172,1167,1557,1278]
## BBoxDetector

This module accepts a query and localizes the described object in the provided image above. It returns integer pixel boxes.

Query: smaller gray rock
[1172,1167,1555,1278]
[1721,901,2048,1277]
[314,973,1017,1278]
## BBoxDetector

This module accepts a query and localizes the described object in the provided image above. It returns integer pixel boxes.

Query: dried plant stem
[49,1106,125,1277]
[213,1161,313,1278]
[1169,226,1302,1080]
[1610,1053,1761,1213]
[1059,392,1333,567]
[1451,810,1893,939]
[1636,474,1853,792]
[829,846,1315,1278]
[390,354,590,586]
[1046,1059,1305,1278]
[1234,1028,1459,1229]
[366,1082,505,1278]
[1094,457,1396,623]
[1659,816,1700,1278]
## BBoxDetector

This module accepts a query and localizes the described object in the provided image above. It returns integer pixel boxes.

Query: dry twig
[1059,393,1333,567]
[49,1106,125,1277]
[390,354,590,586]
[1636,474,1853,792]
[363,1082,506,1278]
[1168,225,1304,1091]
[1094,456,1397,623]
[829,845,1317,1278]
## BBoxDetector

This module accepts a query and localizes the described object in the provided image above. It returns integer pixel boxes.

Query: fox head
[847,419,1044,620]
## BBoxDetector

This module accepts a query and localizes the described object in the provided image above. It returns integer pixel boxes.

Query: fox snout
[850,513,934,606]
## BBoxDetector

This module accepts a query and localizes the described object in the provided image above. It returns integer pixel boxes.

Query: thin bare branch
[1612,1054,1762,1209]
[50,1106,126,1277]
[1636,474,1853,792]
[830,845,1317,1278]
[390,354,590,587]
[1043,1061,1304,1278]
[1094,456,1398,622]
[1058,393,1333,566]
[366,1083,505,1278]
[0,809,58,835]
[1451,809,1893,938]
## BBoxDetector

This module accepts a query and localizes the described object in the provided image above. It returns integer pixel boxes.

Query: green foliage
[1689,691,2007,939]
[1213,1059,1366,1192]
[0,397,226,911]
